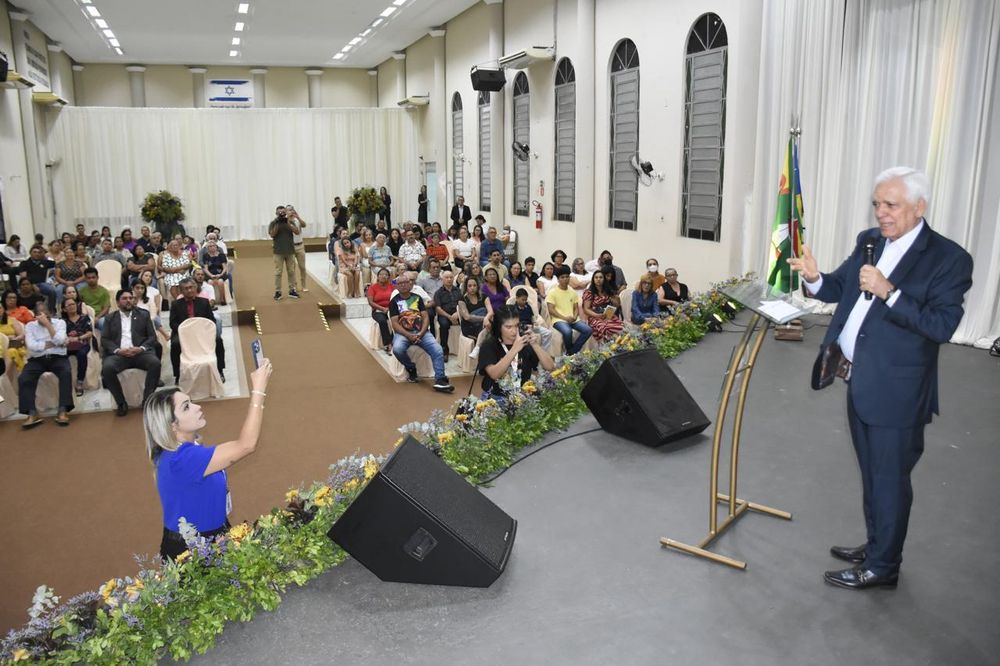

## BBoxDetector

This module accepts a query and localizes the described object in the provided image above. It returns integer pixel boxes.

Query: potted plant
[140,190,186,241]
[345,186,383,229]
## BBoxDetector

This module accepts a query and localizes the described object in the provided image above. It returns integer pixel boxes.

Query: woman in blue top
[631,276,660,324]
[143,358,273,560]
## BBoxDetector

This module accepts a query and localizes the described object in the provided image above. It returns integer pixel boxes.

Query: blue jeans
[392,331,446,381]
[553,320,592,354]
[34,281,57,310]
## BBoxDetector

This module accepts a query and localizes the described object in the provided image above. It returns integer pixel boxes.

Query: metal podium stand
[660,281,810,569]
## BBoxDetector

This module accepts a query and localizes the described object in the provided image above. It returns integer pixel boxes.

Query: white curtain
[746,0,1000,347]
[47,107,419,242]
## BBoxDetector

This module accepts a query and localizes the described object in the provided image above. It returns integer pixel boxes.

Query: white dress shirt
[25,318,68,358]
[806,220,923,362]
[118,310,134,351]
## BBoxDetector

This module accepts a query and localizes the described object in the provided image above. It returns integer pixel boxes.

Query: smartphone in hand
[251,338,265,369]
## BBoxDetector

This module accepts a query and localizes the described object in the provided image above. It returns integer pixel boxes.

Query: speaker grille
[382,439,514,568]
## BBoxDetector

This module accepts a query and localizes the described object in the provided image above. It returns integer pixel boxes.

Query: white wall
[0,1,34,241]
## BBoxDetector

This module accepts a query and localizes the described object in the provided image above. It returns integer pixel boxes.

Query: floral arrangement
[0,277,749,665]
[345,186,384,220]
[139,190,186,239]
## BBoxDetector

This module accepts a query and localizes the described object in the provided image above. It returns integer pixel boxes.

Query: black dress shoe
[830,544,866,564]
[116,404,129,417]
[823,567,898,590]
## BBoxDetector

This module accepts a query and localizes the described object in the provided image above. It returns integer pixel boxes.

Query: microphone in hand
[863,241,875,300]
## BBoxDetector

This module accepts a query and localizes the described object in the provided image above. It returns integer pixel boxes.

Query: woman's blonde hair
[143,387,183,464]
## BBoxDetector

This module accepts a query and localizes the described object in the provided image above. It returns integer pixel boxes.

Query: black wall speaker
[471,67,506,92]
[581,348,710,447]
[328,436,517,588]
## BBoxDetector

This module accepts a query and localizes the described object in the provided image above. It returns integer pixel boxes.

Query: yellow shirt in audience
[545,286,579,322]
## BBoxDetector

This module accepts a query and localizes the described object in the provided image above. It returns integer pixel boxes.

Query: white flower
[29,585,60,619]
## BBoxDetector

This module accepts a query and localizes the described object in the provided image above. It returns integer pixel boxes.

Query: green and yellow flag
[767,137,805,292]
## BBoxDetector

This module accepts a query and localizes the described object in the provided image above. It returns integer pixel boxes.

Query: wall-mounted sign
[21,26,50,92]
[208,79,252,108]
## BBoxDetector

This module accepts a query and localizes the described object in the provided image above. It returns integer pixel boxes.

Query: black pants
[18,355,74,415]
[70,344,90,381]
[102,351,162,407]
[437,314,455,354]
[160,520,231,561]
[372,311,392,346]
[171,336,225,380]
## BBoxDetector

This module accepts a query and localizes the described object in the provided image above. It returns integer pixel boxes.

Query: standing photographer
[268,205,300,300]
[286,204,309,293]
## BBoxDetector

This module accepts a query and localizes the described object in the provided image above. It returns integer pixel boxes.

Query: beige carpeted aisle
[0,252,460,633]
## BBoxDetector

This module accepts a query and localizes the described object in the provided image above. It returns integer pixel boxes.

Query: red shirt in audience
[368,281,395,310]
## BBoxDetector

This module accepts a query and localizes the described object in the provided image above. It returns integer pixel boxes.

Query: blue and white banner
[208,79,253,108]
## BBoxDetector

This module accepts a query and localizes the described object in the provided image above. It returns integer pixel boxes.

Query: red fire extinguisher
[532,200,543,229]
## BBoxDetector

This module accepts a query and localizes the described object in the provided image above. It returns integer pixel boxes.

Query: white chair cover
[387,344,436,381]
[119,368,149,407]
[95,260,123,310]
[35,370,77,412]
[367,320,383,350]
[619,289,634,325]
[456,334,478,374]
[178,317,224,400]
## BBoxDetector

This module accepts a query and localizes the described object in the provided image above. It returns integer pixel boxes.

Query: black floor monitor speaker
[471,66,506,92]
[581,348,711,447]
[328,436,516,588]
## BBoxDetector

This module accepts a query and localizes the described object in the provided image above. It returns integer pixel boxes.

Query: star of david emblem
[225,86,236,96]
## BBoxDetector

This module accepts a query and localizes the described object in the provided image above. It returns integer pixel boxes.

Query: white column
[46,44,64,99]
[486,0,505,224]
[189,67,207,108]
[305,69,323,108]
[576,0,596,258]
[126,65,147,108]
[72,64,85,105]
[250,68,267,108]
[430,28,446,210]
[367,69,378,107]
[8,9,44,238]
[392,51,406,102]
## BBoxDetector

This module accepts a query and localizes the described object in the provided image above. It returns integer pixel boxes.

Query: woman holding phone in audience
[144,358,273,561]
[477,305,555,400]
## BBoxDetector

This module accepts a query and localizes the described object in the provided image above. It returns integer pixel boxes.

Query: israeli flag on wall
[208,79,253,108]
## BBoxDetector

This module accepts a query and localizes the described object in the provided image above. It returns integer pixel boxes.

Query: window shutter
[683,47,726,241]
[513,94,530,216]
[452,107,464,200]
[479,97,491,211]
[554,81,576,221]
[609,68,639,230]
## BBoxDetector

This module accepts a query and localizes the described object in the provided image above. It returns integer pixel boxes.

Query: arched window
[609,39,640,230]
[478,90,491,212]
[452,92,464,201]
[512,72,530,216]
[554,58,576,222]
[682,13,728,241]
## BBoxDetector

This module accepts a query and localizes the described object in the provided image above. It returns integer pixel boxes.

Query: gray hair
[143,387,183,464]
[178,277,196,288]
[874,167,931,206]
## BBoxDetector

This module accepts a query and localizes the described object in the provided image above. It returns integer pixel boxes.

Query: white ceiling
[13,0,481,68]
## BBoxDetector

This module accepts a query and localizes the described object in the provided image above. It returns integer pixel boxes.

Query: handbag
[810,342,850,390]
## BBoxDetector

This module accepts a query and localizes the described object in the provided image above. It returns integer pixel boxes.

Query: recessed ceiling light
[103,29,115,38]
[114,47,123,55]
[232,37,241,45]
[349,37,361,45]
[81,0,91,4]
[342,45,353,52]
[380,7,397,17]
[372,18,383,27]
[333,53,345,60]
[360,29,371,37]
[95,18,108,28]
[109,38,120,47]
[393,0,407,5]
[235,21,245,31]
[86,6,100,16]
[237,3,250,13]
[229,50,239,57]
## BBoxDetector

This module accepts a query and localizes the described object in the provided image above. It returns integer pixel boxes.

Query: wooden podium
[660,281,809,569]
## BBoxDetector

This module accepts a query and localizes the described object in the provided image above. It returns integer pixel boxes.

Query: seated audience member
[169,278,225,384]
[46,240,65,264]
[92,237,126,268]
[631,277,661,325]
[368,233,395,277]
[61,297,93,396]
[545,266,592,354]
[159,238,194,300]
[639,258,667,293]
[482,267,510,316]
[16,278,45,313]
[386,228,404,256]
[358,227,376,283]
[137,270,162,309]
[658,267,690,308]
[478,226,505,266]
[182,235,200,261]
[0,298,28,371]
[201,242,229,305]
[78,268,111,333]
[192,268,217,307]
[102,290,162,416]
[417,260,445,336]
[522,256,539,291]
[585,250,627,293]
[2,234,29,265]
[54,246,88,306]
[135,226,153,252]
[147,231,165,256]
[569,257,593,297]
[511,285,553,350]
[4,289,35,325]
[132,280,167,339]
[550,249,568,272]
[536,262,557,298]
[113,236,133,262]
[72,241,91,267]
[17,245,56,311]
[455,261,483,291]
[483,250,509,283]
[338,237,363,298]
[397,229,427,273]
[582,271,624,343]
[433,270,463,357]
[470,224,484,259]
[478,305,555,400]
[18,302,73,428]
[450,226,476,271]
[425,233,450,267]
[507,261,527,288]
[368,268,395,353]
[457,276,488,341]
[126,244,157,286]
[198,232,228,262]
[387,275,454,392]
[121,228,138,253]
[73,224,88,247]
[412,225,428,247]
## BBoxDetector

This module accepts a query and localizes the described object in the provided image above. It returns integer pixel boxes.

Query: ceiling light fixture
[109,38,120,47]
[235,21,245,31]
[81,0,91,4]
[333,53,345,60]
[349,37,361,45]
[361,29,372,37]
[372,18,384,27]
[393,0,407,5]
[342,45,353,52]
[232,37,241,45]
[103,29,115,38]
[86,6,100,16]
[229,50,239,57]
[114,47,123,55]
[95,18,108,28]
[237,3,250,13]
[380,7,397,17]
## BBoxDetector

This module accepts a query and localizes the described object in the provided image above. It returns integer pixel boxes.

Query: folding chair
[177,317,224,400]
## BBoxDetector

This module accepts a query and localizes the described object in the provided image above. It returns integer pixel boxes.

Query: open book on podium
[719,279,811,326]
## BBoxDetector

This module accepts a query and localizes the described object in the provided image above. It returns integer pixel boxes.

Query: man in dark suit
[101,289,162,416]
[790,167,973,590]
[449,196,472,226]
[169,277,225,384]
